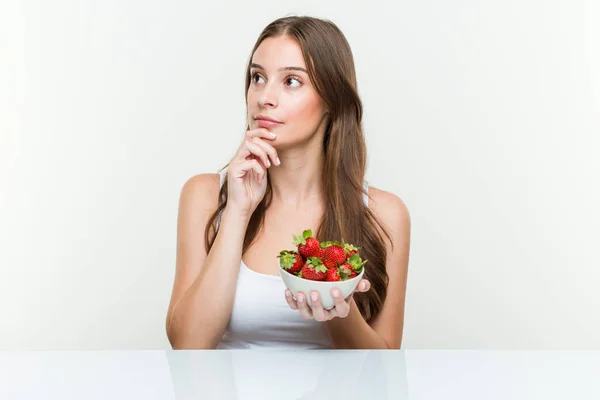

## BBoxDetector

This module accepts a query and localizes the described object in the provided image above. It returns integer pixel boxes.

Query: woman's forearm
[167,207,249,349]
[324,299,389,349]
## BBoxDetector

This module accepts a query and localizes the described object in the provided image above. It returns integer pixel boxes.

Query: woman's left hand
[284,279,371,321]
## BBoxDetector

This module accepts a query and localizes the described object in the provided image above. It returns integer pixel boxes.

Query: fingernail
[276,157,281,165]
[360,282,365,290]
[267,160,271,167]
[285,290,291,298]
[298,295,304,302]
[311,293,317,301]
[332,290,339,298]
[270,132,276,137]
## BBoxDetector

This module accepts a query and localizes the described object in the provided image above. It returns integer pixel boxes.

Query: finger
[234,159,265,183]
[358,279,371,292]
[249,136,280,166]
[284,289,298,310]
[309,292,327,322]
[246,128,277,141]
[331,288,350,318]
[235,133,267,164]
[347,279,370,299]
[245,138,272,169]
[296,292,313,320]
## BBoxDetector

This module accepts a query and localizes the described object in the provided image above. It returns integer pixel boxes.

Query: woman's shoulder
[367,185,411,281]
[367,185,411,231]
[179,172,222,211]
[181,172,221,192]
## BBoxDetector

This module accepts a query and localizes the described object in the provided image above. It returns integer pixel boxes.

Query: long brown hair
[205,16,393,322]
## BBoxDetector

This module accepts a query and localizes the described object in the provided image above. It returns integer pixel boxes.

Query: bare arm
[288,187,411,349]
[323,190,410,349]
[166,128,278,349]
[165,174,250,349]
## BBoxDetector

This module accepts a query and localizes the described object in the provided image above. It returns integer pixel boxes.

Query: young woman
[166,16,411,349]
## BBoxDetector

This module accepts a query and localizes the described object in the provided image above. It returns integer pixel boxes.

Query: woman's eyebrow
[251,63,307,73]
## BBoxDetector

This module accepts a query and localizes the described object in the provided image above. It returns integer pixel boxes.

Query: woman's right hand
[226,128,280,219]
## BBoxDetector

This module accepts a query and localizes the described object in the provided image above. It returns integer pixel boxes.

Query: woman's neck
[268,149,325,210]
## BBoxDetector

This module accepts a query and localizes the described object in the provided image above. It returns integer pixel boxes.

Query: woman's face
[247,35,328,147]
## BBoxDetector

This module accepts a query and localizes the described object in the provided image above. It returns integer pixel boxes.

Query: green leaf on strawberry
[277,250,303,273]
[339,264,353,280]
[306,256,327,274]
[320,240,342,248]
[293,230,312,245]
[343,242,360,253]
[347,253,368,272]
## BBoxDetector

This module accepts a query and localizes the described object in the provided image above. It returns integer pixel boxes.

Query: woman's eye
[286,76,302,88]
[251,72,301,88]
[251,73,264,84]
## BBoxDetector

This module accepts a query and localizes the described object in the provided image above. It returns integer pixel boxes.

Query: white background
[1,0,599,349]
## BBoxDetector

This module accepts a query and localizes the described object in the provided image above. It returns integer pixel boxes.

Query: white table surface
[1,350,599,399]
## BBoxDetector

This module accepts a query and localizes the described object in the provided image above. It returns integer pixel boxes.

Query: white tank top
[215,169,369,349]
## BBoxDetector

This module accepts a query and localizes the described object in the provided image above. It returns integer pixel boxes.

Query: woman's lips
[256,119,283,129]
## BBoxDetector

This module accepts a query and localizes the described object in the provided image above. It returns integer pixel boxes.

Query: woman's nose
[258,82,278,107]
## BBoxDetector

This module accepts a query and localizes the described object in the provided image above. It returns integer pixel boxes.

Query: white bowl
[278,259,365,310]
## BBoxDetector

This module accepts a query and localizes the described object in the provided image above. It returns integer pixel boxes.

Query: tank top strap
[363,179,369,208]
[219,168,227,190]
[216,169,227,229]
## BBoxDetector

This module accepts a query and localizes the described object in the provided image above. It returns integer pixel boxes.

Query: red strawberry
[293,229,322,259]
[349,271,357,278]
[326,268,341,281]
[346,253,368,276]
[339,263,353,279]
[343,242,360,260]
[321,241,346,269]
[300,257,327,281]
[277,250,303,274]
